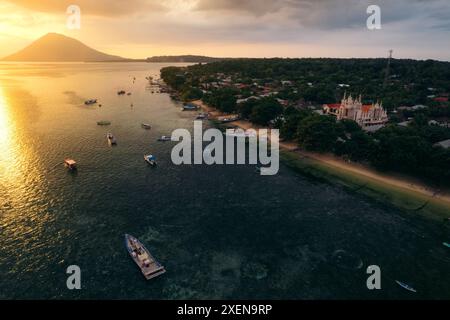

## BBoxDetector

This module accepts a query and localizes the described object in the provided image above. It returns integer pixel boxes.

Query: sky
[0,0,449,61]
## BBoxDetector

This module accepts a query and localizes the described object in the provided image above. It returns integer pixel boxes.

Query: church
[323,94,388,131]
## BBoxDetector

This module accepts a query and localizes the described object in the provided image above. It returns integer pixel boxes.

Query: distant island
[1,33,227,63]
[146,55,225,63]
[2,33,127,62]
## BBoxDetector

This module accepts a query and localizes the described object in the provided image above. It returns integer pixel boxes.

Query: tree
[298,115,338,152]
[249,97,283,126]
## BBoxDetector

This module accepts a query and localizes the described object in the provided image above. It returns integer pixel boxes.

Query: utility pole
[383,49,393,89]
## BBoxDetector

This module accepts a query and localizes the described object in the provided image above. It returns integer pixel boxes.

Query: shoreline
[192,99,450,214]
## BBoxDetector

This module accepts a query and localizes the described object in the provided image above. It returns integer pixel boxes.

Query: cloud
[4,0,166,17]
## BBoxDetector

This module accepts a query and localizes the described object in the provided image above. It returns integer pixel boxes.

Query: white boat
[64,158,77,171]
[144,154,157,166]
[182,103,199,111]
[124,234,166,280]
[107,133,117,145]
[224,128,257,139]
[396,281,417,293]
[196,113,209,120]
[157,136,172,142]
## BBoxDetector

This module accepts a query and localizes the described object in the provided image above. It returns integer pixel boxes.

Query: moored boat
[124,234,166,280]
[225,128,257,139]
[84,99,97,105]
[64,158,77,171]
[395,280,417,293]
[157,136,172,142]
[141,123,152,130]
[97,121,111,126]
[182,103,199,111]
[107,133,117,145]
[144,154,157,166]
[443,242,450,248]
[117,90,126,95]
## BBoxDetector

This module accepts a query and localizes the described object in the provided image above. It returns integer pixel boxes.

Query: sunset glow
[0,0,449,60]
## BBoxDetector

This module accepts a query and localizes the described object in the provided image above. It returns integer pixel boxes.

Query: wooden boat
[97,121,111,126]
[117,90,126,95]
[124,234,166,280]
[84,99,97,105]
[144,154,157,166]
[64,158,77,171]
[141,123,152,130]
[395,280,417,293]
[107,133,117,146]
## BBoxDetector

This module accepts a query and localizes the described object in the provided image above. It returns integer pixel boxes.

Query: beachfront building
[323,94,388,131]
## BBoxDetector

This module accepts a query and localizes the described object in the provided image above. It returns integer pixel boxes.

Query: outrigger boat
[107,133,117,146]
[64,158,77,171]
[144,154,157,166]
[124,234,166,280]
[141,123,152,130]
[84,99,97,105]
[395,280,417,293]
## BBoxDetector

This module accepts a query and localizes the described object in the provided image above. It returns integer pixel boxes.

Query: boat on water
[107,133,117,146]
[124,234,166,280]
[396,280,417,293]
[141,123,152,130]
[144,154,157,166]
[219,115,240,123]
[443,242,450,248]
[97,121,111,126]
[117,90,126,95]
[127,92,132,96]
[84,99,97,105]
[182,103,199,111]
[196,113,209,120]
[157,136,172,142]
[225,128,257,139]
[64,158,77,171]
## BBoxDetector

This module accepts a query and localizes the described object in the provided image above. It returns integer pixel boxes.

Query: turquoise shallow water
[0,63,449,299]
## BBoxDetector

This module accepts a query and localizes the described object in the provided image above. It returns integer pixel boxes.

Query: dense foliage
[161,59,450,187]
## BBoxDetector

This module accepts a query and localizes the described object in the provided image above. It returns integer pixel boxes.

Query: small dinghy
[141,123,152,130]
[124,234,166,280]
[97,121,111,126]
[144,154,157,166]
[84,99,97,105]
[157,136,172,142]
[443,242,450,248]
[107,133,117,146]
[64,158,77,171]
[117,90,126,95]
[396,280,417,293]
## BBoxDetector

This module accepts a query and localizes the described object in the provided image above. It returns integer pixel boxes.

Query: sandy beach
[192,99,450,206]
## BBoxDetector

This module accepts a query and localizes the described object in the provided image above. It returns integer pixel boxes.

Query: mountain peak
[3,33,126,62]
